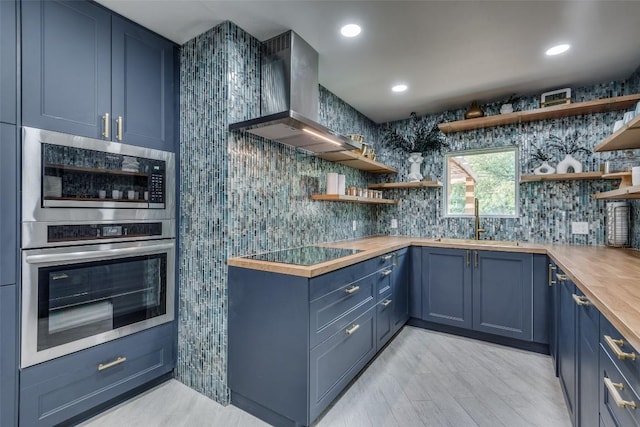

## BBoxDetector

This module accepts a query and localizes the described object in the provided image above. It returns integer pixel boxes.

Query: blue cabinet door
[408,247,422,318]
[557,274,576,424]
[421,247,472,329]
[576,290,599,427]
[376,294,393,351]
[472,251,533,341]
[392,249,409,334]
[1,0,16,124]
[0,285,18,427]
[548,260,559,376]
[111,17,176,151]
[22,0,111,139]
[0,124,17,286]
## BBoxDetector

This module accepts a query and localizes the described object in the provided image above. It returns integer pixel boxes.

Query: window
[444,147,518,217]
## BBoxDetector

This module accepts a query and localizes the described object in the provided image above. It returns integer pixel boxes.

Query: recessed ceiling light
[545,44,571,56]
[340,24,361,38]
[392,84,408,93]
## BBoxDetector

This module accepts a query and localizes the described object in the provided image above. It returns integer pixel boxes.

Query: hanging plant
[383,112,449,154]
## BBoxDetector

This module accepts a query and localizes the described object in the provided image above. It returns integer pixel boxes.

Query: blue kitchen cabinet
[111,16,176,151]
[22,0,112,139]
[421,247,473,329]
[408,246,422,318]
[0,285,18,427]
[575,288,599,427]
[22,0,176,151]
[0,124,17,287]
[548,260,559,376]
[1,0,16,124]
[557,271,577,424]
[472,250,533,341]
[391,248,410,334]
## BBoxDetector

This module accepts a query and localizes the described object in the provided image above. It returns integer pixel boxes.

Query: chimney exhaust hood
[228,31,361,154]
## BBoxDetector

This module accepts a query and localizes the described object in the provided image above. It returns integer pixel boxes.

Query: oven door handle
[25,243,174,265]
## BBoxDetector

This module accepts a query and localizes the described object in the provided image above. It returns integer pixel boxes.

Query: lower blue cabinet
[0,124,17,287]
[557,273,577,424]
[376,292,393,351]
[391,248,409,335]
[20,323,175,427]
[0,285,18,427]
[576,287,599,427]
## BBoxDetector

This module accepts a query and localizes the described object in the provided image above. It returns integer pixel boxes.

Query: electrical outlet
[352,220,357,231]
[391,219,398,229]
[571,221,589,234]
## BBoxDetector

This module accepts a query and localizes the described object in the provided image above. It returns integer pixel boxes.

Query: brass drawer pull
[381,269,392,276]
[548,264,556,286]
[382,299,392,307]
[557,273,568,281]
[346,324,360,335]
[116,116,123,141]
[604,377,637,409]
[572,294,591,306]
[604,335,637,361]
[345,285,360,295]
[98,356,126,371]
[380,255,393,261]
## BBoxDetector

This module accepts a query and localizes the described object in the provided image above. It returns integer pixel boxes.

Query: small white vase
[556,154,582,174]
[407,152,424,182]
[533,161,555,175]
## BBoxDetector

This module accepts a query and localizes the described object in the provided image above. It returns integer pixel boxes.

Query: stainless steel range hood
[229,31,361,154]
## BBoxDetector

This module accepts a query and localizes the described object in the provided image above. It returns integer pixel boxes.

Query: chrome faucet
[474,198,485,240]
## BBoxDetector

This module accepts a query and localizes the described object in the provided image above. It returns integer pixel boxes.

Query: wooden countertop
[228,235,640,352]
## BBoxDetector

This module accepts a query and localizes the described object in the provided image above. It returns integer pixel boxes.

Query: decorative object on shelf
[623,111,635,124]
[613,120,624,132]
[633,166,640,186]
[606,202,629,247]
[347,134,364,144]
[383,112,449,154]
[326,173,338,194]
[548,132,590,174]
[529,148,555,175]
[541,88,571,108]
[500,94,518,115]
[407,152,424,182]
[464,101,484,119]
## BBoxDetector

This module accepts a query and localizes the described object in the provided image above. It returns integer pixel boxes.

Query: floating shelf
[310,194,398,205]
[519,172,605,183]
[438,94,640,134]
[367,180,442,189]
[593,114,640,152]
[316,151,397,174]
[602,172,633,189]
[594,185,640,200]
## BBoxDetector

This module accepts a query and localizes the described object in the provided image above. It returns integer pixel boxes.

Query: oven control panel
[48,223,162,243]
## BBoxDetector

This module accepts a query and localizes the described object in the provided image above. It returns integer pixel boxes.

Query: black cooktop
[244,246,362,266]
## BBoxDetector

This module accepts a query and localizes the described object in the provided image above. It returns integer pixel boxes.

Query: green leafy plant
[383,112,449,154]
[547,132,590,159]
[527,148,555,169]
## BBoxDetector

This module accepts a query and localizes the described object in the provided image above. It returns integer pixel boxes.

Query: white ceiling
[97,0,640,123]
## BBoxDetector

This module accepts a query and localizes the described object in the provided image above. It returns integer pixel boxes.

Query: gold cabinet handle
[548,264,556,286]
[116,116,123,141]
[474,250,478,268]
[380,255,393,261]
[381,269,392,276]
[466,250,470,267]
[557,273,568,281]
[382,299,392,307]
[604,335,637,361]
[346,324,360,335]
[98,356,126,371]
[604,377,637,409]
[345,285,360,295]
[572,294,591,306]
[102,113,110,139]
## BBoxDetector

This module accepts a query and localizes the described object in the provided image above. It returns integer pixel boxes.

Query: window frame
[443,146,520,219]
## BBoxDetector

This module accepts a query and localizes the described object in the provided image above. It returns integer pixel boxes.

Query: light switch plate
[571,221,589,234]
[391,219,398,229]
[352,220,357,231]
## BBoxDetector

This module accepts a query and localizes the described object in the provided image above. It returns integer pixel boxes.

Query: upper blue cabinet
[1,0,17,124]
[22,0,177,152]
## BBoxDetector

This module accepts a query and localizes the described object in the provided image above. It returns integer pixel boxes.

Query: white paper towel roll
[338,174,346,195]
[326,173,338,194]
[632,166,640,186]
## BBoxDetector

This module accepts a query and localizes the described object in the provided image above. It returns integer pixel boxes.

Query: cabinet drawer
[376,292,394,351]
[20,323,175,427]
[600,345,640,427]
[309,306,376,422]
[601,315,640,393]
[375,266,393,301]
[310,273,375,348]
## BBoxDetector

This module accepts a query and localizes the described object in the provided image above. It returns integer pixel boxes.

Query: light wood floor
[81,326,571,427]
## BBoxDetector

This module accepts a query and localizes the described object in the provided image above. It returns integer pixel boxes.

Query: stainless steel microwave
[22,127,175,248]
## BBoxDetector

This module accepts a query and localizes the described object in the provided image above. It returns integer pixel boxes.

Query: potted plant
[529,148,556,175]
[547,132,590,174]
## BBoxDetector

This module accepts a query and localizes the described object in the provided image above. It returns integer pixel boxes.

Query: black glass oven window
[37,254,167,351]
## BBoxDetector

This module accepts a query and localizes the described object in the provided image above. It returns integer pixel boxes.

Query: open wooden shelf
[367,180,442,189]
[316,151,397,174]
[594,185,640,200]
[520,172,605,183]
[310,194,398,205]
[438,94,640,134]
[593,114,640,152]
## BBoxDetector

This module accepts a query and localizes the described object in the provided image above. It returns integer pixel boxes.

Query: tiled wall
[178,22,380,403]
[373,74,640,247]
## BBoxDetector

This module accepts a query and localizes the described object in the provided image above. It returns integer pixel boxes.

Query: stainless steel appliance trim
[21,126,176,225]
[42,200,149,209]
[21,239,176,368]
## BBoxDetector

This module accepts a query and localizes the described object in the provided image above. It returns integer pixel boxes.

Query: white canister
[112,190,120,199]
[326,173,338,194]
[98,190,106,199]
[337,174,346,195]
[632,166,640,187]
[623,111,635,124]
[127,190,135,200]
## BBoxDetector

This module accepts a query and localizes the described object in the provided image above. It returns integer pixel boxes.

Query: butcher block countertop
[228,235,640,350]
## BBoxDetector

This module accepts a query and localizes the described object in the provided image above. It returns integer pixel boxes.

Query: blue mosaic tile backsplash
[179,21,640,403]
